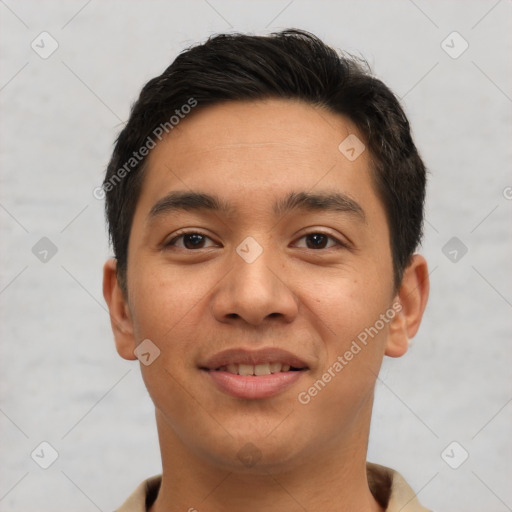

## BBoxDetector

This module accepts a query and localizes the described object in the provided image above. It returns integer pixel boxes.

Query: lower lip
[204,370,305,399]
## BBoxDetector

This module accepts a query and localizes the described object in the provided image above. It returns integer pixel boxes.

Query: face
[105,98,426,473]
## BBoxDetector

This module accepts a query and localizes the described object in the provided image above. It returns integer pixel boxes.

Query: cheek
[306,265,391,336]
[128,260,205,341]
[297,276,390,429]
[129,265,208,426]
[301,267,392,393]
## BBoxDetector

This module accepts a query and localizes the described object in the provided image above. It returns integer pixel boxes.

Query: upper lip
[201,348,309,370]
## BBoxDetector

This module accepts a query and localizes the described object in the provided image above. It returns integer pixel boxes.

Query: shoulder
[367,462,433,512]
[114,475,162,512]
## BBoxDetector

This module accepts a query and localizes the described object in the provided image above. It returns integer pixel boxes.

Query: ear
[103,258,137,361]
[385,254,430,358]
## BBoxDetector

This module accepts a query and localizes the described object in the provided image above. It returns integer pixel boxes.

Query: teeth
[254,363,271,376]
[269,362,282,373]
[218,363,296,375]
[238,364,253,376]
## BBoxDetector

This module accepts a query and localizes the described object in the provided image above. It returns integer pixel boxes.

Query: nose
[210,240,299,327]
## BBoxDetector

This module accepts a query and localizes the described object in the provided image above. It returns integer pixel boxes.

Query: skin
[103,98,429,512]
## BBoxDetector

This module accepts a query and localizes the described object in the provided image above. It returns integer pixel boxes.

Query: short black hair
[103,29,426,294]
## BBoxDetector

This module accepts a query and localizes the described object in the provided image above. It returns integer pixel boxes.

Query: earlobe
[385,254,429,358]
[102,258,137,361]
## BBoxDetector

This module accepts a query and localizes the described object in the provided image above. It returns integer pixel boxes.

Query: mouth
[208,362,305,375]
[200,348,309,399]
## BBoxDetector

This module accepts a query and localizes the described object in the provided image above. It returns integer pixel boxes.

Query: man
[102,29,431,511]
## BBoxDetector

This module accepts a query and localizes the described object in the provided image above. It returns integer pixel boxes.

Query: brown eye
[295,232,343,250]
[305,233,329,249]
[182,233,206,249]
[165,232,217,250]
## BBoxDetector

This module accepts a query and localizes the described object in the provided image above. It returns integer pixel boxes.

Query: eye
[164,231,218,250]
[164,230,346,251]
[294,232,345,250]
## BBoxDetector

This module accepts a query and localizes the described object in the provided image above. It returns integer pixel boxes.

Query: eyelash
[164,230,347,251]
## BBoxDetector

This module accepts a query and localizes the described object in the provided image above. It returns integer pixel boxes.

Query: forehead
[157,98,351,155]
[130,98,388,234]
[176,100,361,161]
[141,99,374,197]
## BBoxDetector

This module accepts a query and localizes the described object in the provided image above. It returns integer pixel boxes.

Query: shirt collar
[115,463,431,512]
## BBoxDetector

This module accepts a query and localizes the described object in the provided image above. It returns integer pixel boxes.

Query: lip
[201,347,309,370]
[200,347,309,400]
[205,369,305,399]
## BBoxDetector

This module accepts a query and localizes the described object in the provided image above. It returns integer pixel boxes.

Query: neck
[149,411,383,512]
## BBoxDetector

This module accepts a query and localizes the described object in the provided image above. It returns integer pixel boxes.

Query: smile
[200,347,310,399]
[213,363,302,375]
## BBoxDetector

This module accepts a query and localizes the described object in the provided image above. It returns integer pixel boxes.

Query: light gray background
[1,1,511,511]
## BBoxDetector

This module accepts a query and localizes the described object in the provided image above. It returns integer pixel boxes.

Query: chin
[194,432,309,475]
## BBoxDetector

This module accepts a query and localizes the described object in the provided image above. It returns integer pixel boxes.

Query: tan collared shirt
[114,463,432,511]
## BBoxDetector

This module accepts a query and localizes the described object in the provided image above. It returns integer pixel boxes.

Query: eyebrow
[274,191,365,221]
[147,190,366,222]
